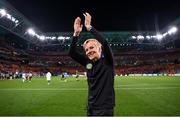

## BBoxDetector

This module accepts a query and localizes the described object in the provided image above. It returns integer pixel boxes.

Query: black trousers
[87,108,114,116]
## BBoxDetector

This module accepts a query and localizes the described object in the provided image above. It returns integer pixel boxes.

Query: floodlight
[146,36,151,39]
[162,32,168,37]
[132,36,136,39]
[27,28,36,36]
[39,35,45,40]
[6,13,11,19]
[58,36,65,40]
[51,37,56,40]
[45,36,51,39]
[137,35,144,39]
[156,34,163,40]
[11,17,15,22]
[65,37,70,39]
[15,20,19,24]
[151,35,156,38]
[0,9,6,17]
[168,27,178,35]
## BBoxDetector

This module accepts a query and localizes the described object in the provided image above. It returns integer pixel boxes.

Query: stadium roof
[0,0,180,49]
[5,0,180,32]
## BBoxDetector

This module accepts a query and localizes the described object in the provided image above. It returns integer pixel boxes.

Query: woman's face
[84,41,101,61]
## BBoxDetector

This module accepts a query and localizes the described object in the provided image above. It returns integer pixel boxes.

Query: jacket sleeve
[68,36,88,66]
[90,27,114,66]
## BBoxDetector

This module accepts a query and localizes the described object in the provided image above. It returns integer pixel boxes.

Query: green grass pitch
[0,76,180,116]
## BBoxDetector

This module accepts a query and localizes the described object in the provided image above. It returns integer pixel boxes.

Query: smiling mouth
[88,52,95,57]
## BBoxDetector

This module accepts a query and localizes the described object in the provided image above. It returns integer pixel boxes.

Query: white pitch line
[118,87,180,90]
[0,87,180,91]
[0,88,87,91]
[119,84,180,86]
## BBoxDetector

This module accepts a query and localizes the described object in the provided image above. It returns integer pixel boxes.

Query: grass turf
[0,76,180,116]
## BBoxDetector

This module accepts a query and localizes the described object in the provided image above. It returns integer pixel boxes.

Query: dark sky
[6,0,180,32]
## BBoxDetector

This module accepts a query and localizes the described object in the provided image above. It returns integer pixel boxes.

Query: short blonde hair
[83,39,102,50]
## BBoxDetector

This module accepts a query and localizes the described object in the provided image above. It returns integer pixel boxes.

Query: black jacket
[69,27,115,109]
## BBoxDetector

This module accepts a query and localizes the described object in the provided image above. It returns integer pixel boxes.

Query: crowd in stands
[0,36,180,79]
